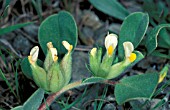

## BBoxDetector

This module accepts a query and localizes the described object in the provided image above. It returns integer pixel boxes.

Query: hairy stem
[38,80,117,110]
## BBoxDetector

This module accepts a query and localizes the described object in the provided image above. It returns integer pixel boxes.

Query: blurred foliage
[89,0,129,20]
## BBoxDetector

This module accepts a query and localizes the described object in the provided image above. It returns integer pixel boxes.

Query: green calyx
[44,49,54,71]
[98,53,114,78]
[47,62,65,92]
[89,48,102,76]
[106,59,130,79]
[89,48,116,78]
[30,63,48,91]
[60,53,72,86]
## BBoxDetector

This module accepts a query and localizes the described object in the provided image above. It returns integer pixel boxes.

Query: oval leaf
[115,73,159,105]
[23,88,44,110]
[158,29,170,48]
[118,12,149,60]
[145,24,170,55]
[89,0,129,20]
[12,89,44,110]
[38,11,78,56]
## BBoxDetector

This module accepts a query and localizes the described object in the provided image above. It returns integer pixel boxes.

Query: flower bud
[28,46,48,90]
[123,42,136,63]
[105,33,118,56]
[44,42,58,70]
[90,48,97,57]
[158,65,169,83]
[99,56,114,78]
[158,72,167,83]
[60,53,72,86]
[62,41,73,53]
[28,46,39,65]
[30,64,48,91]
[89,48,102,76]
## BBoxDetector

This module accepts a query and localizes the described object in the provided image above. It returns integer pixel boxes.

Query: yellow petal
[28,56,34,65]
[69,45,73,51]
[90,48,97,57]
[129,53,136,62]
[107,45,114,56]
[62,41,73,52]
[46,42,58,62]
[158,72,167,83]
[123,42,134,58]
[50,48,58,62]
[47,42,53,49]
[29,46,39,64]
[53,55,58,62]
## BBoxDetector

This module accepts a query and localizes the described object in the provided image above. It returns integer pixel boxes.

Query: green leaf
[145,24,170,55]
[38,11,78,56]
[11,106,23,110]
[0,22,33,35]
[89,0,129,20]
[118,12,149,60]
[21,58,33,79]
[151,50,170,59]
[158,29,170,48]
[115,73,159,105]
[23,88,44,110]
[21,57,43,79]
[11,88,44,110]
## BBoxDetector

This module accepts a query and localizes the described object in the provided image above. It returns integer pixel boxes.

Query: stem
[38,81,82,110]
[38,80,117,110]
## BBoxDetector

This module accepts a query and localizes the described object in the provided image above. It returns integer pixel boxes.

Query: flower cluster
[89,33,137,79]
[28,41,72,92]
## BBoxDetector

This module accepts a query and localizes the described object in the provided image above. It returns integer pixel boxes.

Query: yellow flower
[90,48,97,57]
[105,33,118,56]
[47,42,58,62]
[28,46,39,65]
[123,42,136,62]
[62,41,73,53]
